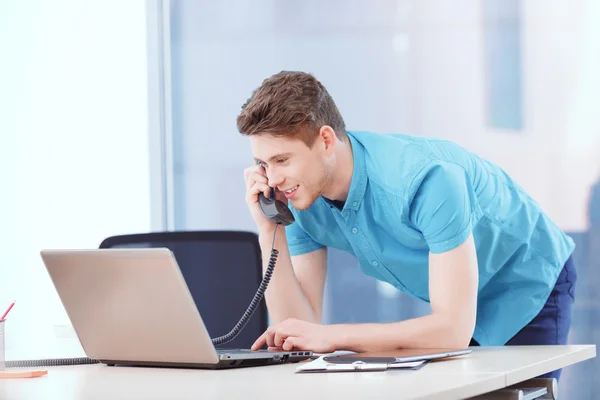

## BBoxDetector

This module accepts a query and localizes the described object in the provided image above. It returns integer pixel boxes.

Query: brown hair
[236,71,347,146]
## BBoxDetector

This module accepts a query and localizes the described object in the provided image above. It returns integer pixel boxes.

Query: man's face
[250,134,331,210]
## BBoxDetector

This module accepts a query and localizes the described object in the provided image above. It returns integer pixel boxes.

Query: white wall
[168,0,413,231]
[0,0,151,360]
[167,0,599,233]
[409,0,600,232]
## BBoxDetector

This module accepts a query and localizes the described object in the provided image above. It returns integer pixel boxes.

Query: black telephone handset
[258,187,295,226]
[210,187,294,346]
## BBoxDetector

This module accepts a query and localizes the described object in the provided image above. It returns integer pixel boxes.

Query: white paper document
[296,355,428,373]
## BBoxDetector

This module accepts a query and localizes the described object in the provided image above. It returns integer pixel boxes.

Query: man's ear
[319,125,337,154]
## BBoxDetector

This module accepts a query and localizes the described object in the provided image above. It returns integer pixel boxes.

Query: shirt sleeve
[406,161,481,254]
[284,221,325,256]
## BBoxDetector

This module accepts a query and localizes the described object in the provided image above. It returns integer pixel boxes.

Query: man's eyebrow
[254,153,292,164]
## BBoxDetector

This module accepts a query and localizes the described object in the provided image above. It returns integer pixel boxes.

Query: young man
[238,71,577,379]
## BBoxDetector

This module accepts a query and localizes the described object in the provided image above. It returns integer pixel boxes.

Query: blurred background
[1,0,599,397]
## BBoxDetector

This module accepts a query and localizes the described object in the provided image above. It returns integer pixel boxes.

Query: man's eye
[277,158,288,164]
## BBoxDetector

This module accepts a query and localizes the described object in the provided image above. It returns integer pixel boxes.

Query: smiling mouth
[283,186,299,194]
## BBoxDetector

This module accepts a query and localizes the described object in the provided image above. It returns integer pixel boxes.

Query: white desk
[0,345,595,400]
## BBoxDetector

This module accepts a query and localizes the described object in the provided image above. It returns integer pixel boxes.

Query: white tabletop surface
[0,345,595,400]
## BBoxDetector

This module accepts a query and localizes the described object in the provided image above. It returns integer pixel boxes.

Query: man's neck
[322,139,354,202]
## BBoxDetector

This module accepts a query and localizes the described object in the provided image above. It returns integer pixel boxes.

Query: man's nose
[268,170,284,188]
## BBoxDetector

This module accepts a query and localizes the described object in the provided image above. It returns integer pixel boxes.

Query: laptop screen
[110,238,266,350]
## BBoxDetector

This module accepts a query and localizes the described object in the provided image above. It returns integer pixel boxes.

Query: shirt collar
[345,131,368,210]
[322,131,368,211]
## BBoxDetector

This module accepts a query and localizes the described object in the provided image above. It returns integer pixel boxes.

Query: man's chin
[291,195,318,211]
[290,201,308,211]
[290,200,310,211]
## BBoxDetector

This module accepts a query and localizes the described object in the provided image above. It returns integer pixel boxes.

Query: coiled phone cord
[211,224,279,345]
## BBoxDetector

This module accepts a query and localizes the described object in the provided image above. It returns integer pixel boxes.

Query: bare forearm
[331,313,472,353]
[259,228,318,324]
[332,236,478,353]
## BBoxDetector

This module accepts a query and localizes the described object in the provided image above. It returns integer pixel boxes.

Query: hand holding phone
[244,164,294,231]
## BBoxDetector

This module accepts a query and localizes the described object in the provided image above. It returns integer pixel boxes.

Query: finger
[282,337,301,351]
[265,327,276,348]
[284,336,311,351]
[250,165,267,179]
[254,164,266,175]
[244,171,257,190]
[245,183,270,205]
[251,332,267,351]
[244,167,267,189]
[244,167,267,180]
[274,331,287,348]
[250,171,268,185]
[247,182,272,201]
[267,346,284,352]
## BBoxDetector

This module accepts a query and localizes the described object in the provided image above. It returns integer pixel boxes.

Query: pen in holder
[0,319,5,370]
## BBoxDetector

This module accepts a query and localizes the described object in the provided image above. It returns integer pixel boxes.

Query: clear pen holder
[0,319,5,370]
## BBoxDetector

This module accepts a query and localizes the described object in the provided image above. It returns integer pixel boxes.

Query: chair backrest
[99,231,267,350]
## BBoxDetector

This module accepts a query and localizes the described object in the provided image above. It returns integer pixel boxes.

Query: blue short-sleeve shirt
[285,130,575,346]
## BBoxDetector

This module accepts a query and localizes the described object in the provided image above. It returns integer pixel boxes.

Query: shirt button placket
[351,219,382,273]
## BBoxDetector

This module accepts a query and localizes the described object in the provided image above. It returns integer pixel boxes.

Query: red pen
[1,301,15,321]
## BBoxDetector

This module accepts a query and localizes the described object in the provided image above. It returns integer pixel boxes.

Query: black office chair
[99,231,267,350]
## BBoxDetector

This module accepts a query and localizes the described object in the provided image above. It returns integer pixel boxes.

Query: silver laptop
[40,248,312,369]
